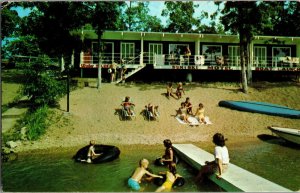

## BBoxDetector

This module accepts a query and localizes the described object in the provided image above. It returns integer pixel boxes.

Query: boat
[219,100,300,119]
[73,144,120,164]
[268,126,300,145]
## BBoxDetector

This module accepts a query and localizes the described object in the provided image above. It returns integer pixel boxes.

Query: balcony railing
[80,52,300,68]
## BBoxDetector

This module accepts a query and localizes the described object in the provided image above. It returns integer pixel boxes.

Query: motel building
[77,30,300,82]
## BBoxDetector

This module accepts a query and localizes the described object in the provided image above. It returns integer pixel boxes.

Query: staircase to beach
[115,64,146,84]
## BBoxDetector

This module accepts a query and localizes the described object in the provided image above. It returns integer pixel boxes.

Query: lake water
[2,138,300,192]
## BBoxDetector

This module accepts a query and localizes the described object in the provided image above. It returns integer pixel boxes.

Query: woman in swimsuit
[194,103,206,124]
[155,162,182,192]
[177,102,191,124]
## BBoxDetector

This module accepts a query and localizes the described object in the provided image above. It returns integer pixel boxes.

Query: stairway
[115,64,146,84]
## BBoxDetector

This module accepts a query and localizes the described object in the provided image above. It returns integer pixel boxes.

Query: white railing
[153,54,300,68]
[80,52,300,68]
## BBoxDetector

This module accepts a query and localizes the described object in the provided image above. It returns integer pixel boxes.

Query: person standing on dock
[195,133,229,182]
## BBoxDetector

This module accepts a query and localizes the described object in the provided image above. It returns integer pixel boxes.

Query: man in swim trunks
[128,159,163,191]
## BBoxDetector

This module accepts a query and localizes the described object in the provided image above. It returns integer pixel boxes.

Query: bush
[24,105,49,141]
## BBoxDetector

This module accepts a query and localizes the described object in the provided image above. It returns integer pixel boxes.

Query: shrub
[24,105,49,141]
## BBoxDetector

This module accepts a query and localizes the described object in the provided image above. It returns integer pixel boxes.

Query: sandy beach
[14,81,300,153]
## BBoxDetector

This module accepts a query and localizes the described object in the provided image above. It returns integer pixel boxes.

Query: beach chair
[121,106,136,121]
[144,105,159,121]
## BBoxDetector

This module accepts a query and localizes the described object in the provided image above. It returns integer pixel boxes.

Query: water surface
[2,139,300,192]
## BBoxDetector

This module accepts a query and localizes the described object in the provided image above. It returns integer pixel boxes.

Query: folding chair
[144,106,159,121]
[121,106,136,121]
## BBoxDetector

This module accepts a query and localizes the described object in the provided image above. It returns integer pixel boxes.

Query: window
[92,42,114,64]
[169,44,189,55]
[149,43,163,64]
[272,47,291,66]
[121,42,135,63]
[254,47,267,66]
[228,46,240,66]
[202,45,222,65]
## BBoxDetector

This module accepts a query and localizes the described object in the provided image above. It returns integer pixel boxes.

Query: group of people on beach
[119,82,207,124]
[120,96,160,119]
[127,133,229,191]
[108,60,127,83]
[176,97,206,124]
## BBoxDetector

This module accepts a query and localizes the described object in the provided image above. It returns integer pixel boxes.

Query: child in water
[160,139,175,166]
[128,158,163,191]
[155,162,182,192]
[86,140,102,163]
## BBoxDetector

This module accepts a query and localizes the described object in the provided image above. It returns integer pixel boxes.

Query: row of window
[91,42,292,66]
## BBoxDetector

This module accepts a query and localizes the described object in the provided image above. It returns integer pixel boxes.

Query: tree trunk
[240,35,248,93]
[246,40,252,85]
[97,37,102,89]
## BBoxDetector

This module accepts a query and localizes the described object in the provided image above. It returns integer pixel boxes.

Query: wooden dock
[173,144,291,192]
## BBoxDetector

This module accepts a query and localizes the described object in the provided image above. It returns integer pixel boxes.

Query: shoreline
[13,82,300,154]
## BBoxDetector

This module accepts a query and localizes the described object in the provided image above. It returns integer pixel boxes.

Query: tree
[218,2,263,93]
[19,2,92,58]
[3,35,41,58]
[162,1,199,33]
[90,1,122,89]
[118,2,163,32]
[258,1,300,37]
[22,56,65,107]
[1,4,20,40]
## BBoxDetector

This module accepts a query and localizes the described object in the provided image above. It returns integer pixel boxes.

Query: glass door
[149,43,163,64]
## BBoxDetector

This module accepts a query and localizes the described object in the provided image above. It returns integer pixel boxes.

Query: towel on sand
[175,116,212,126]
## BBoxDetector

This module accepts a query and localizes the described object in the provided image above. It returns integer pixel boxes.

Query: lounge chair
[144,105,159,121]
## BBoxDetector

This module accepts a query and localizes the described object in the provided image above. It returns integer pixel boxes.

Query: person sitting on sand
[160,139,175,166]
[195,133,229,183]
[176,82,185,99]
[166,82,177,99]
[194,103,206,124]
[128,158,163,191]
[184,97,193,115]
[177,102,191,124]
[122,96,135,116]
[86,140,102,163]
[155,162,182,192]
[146,103,159,117]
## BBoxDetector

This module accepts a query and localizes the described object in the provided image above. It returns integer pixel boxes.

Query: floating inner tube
[153,174,185,187]
[154,155,179,166]
[73,144,120,164]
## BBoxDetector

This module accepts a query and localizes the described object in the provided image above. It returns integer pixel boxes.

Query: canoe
[219,100,300,119]
[268,126,300,145]
[73,144,120,164]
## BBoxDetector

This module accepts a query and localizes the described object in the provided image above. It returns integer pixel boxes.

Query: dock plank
[173,144,291,192]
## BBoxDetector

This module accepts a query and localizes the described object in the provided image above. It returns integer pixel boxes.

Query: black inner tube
[73,144,120,164]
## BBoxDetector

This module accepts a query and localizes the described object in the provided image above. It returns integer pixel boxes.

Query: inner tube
[73,144,120,164]
[153,174,185,187]
[154,155,179,166]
